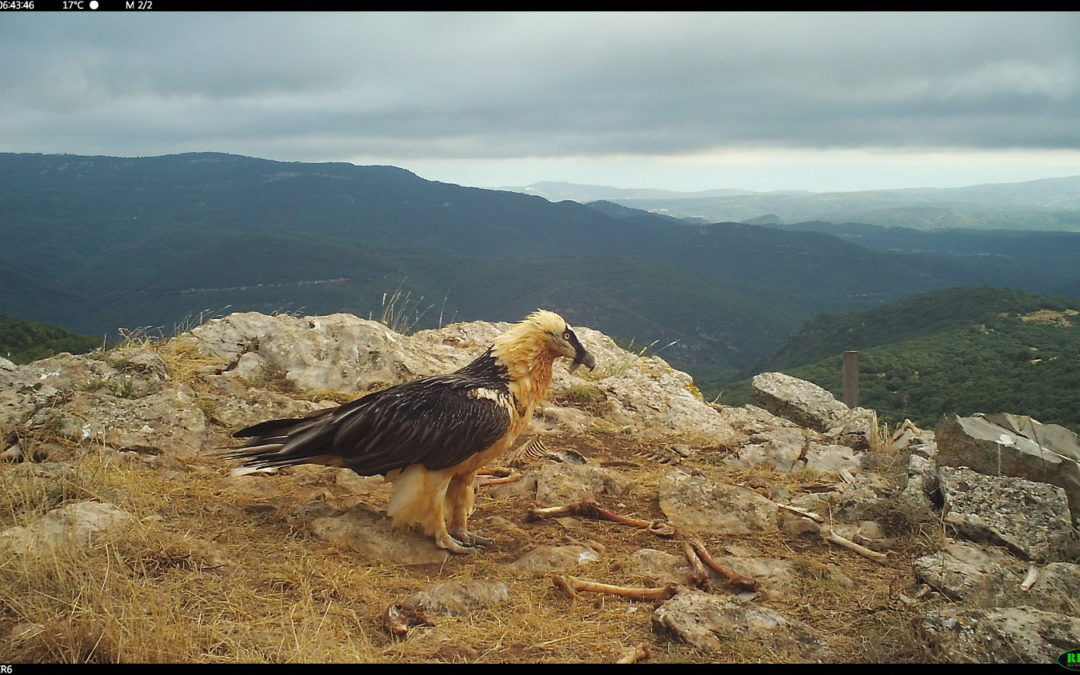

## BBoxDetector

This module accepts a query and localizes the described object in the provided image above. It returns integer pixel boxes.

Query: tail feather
[220,411,340,471]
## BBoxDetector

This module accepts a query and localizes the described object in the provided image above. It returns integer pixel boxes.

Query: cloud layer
[2,12,1078,189]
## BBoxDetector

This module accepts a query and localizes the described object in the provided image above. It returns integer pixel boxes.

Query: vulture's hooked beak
[569,348,596,373]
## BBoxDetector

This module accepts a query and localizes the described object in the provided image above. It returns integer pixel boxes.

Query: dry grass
[0,423,937,664]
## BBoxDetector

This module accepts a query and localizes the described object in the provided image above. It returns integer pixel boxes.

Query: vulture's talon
[455,530,493,547]
[437,535,475,555]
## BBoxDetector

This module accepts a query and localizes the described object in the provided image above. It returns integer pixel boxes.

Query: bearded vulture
[222,310,596,554]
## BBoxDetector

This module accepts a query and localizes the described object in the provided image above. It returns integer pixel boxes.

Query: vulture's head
[516,309,596,373]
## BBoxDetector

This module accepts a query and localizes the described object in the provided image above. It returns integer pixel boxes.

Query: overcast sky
[2,11,1079,192]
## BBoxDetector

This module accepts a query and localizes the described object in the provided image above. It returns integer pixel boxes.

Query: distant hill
[0,313,100,364]
[3,152,1080,388]
[719,287,1080,433]
[498,177,1080,231]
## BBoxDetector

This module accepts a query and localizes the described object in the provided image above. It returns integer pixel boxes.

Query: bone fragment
[552,575,677,603]
[819,526,888,563]
[688,539,759,591]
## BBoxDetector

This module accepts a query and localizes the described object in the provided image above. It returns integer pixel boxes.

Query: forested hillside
[720,287,1080,433]
[3,152,1080,388]
[0,314,100,364]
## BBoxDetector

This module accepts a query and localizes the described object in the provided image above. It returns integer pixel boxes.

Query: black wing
[227,374,512,475]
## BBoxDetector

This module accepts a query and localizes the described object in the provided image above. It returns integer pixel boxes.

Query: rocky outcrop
[183,312,743,444]
[751,372,878,450]
[920,607,1080,663]
[936,413,1080,522]
[938,466,1073,562]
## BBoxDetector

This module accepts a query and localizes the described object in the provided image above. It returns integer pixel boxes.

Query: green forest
[720,287,1080,433]
[0,313,101,364]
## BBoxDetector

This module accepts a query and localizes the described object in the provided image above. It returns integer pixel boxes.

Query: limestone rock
[659,469,777,535]
[533,463,627,506]
[936,414,1080,522]
[402,580,510,617]
[939,466,1073,562]
[751,372,877,450]
[652,589,827,660]
[185,312,743,443]
[309,504,449,565]
[726,427,864,475]
[921,607,1080,663]
[628,548,695,585]
[42,386,208,458]
[0,500,135,556]
[914,540,1080,614]
[508,545,600,572]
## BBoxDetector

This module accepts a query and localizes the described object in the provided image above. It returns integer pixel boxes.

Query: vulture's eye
[563,331,572,341]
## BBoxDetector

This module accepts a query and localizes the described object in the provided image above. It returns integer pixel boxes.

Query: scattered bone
[552,574,678,603]
[381,602,434,638]
[506,436,550,467]
[682,540,712,590]
[897,583,933,606]
[777,503,825,523]
[819,526,888,563]
[839,468,857,485]
[526,500,675,538]
[2,444,23,462]
[633,445,687,465]
[614,642,652,664]
[687,539,759,591]
[476,470,522,487]
[478,467,514,477]
[506,437,588,468]
[1020,563,1039,591]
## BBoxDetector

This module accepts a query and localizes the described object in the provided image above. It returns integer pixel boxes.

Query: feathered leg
[387,465,472,555]
[446,471,493,547]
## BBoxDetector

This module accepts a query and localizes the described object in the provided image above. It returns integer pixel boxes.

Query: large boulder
[920,607,1080,663]
[938,466,1074,562]
[751,372,877,450]
[184,312,742,444]
[936,414,1080,522]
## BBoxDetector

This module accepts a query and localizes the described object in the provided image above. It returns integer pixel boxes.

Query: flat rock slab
[309,504,449,565]
[939,466,1074,562]
[936,413,1080,522]
[402,579,510,617]
[507,545,600,572]
[652,590,827,661]
[659,469,777,535]
[915,540,1080,614]
[921,606,1080,663]
[0,500,135,556]
[533,463,626,506]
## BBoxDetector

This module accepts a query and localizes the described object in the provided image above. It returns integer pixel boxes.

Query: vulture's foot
[435,533,476,555]
[452,529,493,547]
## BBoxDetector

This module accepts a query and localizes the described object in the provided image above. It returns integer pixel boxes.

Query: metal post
[842,351,859,408]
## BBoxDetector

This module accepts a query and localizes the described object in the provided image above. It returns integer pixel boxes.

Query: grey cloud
[1,12,1078,160]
